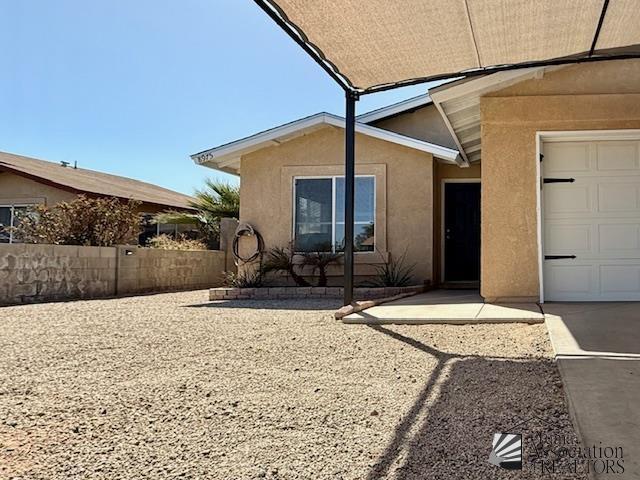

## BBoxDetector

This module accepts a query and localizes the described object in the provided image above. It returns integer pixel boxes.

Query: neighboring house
[193,59,640,303]
[0,151,195,244]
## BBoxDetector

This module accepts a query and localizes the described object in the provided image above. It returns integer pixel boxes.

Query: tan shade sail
[257,0,640,93]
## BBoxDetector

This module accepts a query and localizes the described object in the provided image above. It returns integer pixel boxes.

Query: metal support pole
[343,90,358,305]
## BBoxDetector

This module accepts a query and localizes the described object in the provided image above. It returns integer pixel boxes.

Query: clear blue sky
[1,0,430,195]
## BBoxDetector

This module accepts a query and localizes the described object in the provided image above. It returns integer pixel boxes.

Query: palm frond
[189,179,240,219]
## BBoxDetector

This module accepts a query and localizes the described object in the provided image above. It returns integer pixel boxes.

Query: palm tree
[154,179,239,248]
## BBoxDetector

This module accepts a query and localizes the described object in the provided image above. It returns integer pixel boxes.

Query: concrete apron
[544,303,640,479]
[342,290,545,324]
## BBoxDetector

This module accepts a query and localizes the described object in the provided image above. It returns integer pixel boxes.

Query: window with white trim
[294,176,375,252]
[0,204,32,244]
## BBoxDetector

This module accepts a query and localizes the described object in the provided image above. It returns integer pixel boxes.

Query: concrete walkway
[544,303,640,479]
[343,290,544,324]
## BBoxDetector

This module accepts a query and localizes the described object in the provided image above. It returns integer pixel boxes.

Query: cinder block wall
[115,246,226,295]
[0,244,228,305]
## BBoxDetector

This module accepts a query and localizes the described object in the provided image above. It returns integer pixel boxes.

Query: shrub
[299,249,342,287]
[147,234,207,251]
[261,243,342,287]
[223,269,263,288]
[261,245,310,287]
[14,195,140,246]
[364,251,416,287]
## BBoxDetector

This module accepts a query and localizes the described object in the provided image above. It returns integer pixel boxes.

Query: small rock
[370,410,379,416]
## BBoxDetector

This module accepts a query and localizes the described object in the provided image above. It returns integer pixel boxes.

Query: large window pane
[334,177,375,251]
[295,178,333,251]
[335,177,375,223]
[334,222,375,252]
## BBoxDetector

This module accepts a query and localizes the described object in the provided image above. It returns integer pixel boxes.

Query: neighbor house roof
[429,66,557,163]
[0,151,194,209]
[192,112,461,174]
[255,0,640,94]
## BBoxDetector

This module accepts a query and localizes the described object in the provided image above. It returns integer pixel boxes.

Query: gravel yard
[1,290,586,479]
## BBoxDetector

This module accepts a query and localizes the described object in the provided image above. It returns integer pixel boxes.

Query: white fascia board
[430,67,547,104]
[430,66,552,165]
[191,112,329,169]
[433,99,470,167]
[356,93,432,123]
[192,112,460,173]
[353,121,460,162]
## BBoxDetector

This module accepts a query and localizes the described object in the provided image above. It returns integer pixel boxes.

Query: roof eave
[192,112,460,174]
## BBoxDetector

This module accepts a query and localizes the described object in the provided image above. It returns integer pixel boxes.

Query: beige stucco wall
[239,126,435,284]
[371,103,458,150]
[0,171,77,206]
[480,59,640,302]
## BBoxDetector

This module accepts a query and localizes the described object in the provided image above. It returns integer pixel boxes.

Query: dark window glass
[335,177,375,251]
[294,178,332,251]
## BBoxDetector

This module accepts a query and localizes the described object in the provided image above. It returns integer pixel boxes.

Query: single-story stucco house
[193,59,640,304]
[0,151,196,244]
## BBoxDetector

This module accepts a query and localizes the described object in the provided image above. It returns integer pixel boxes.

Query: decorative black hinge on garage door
[539,153,544,162]
[544,255,577,260]
[543,178,575,184]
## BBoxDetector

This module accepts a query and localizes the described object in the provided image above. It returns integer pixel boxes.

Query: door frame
[535,129,640,303]
[440,178,481,283]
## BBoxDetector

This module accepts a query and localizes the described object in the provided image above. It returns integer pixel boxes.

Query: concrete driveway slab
[558,358,640,479]
[544,303,640,357]
[544,302,640,478]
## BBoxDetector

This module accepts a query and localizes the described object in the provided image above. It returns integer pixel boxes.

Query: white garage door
[543,138,640,301]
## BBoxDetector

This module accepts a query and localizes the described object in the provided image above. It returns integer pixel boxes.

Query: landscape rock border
[209,284,427,302]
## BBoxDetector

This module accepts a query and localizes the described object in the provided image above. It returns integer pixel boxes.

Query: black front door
[444,182,481,282]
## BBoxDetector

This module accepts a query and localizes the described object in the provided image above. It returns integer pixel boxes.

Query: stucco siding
[371,104,458,150]
[0,172,76,206]
[480,59,640,301]
[239,126,435,284]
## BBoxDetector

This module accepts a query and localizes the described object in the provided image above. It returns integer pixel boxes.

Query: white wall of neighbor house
[238,126,436,285]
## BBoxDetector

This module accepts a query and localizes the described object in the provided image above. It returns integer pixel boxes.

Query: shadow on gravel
[366,325,586,480]
[181,298,342,311]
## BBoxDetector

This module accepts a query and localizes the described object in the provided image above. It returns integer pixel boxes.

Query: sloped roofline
[0,151,195,210]
[356,93,433,123]
[429,67,555,163]
[192,112,461,174]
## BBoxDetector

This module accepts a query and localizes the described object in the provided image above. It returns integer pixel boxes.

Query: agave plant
[154,179,239,248]
[365,251,416,287]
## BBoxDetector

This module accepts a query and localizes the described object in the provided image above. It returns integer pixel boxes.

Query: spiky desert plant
[261,244,311,287]
[300,247,342,287]
[365,251,416,287]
